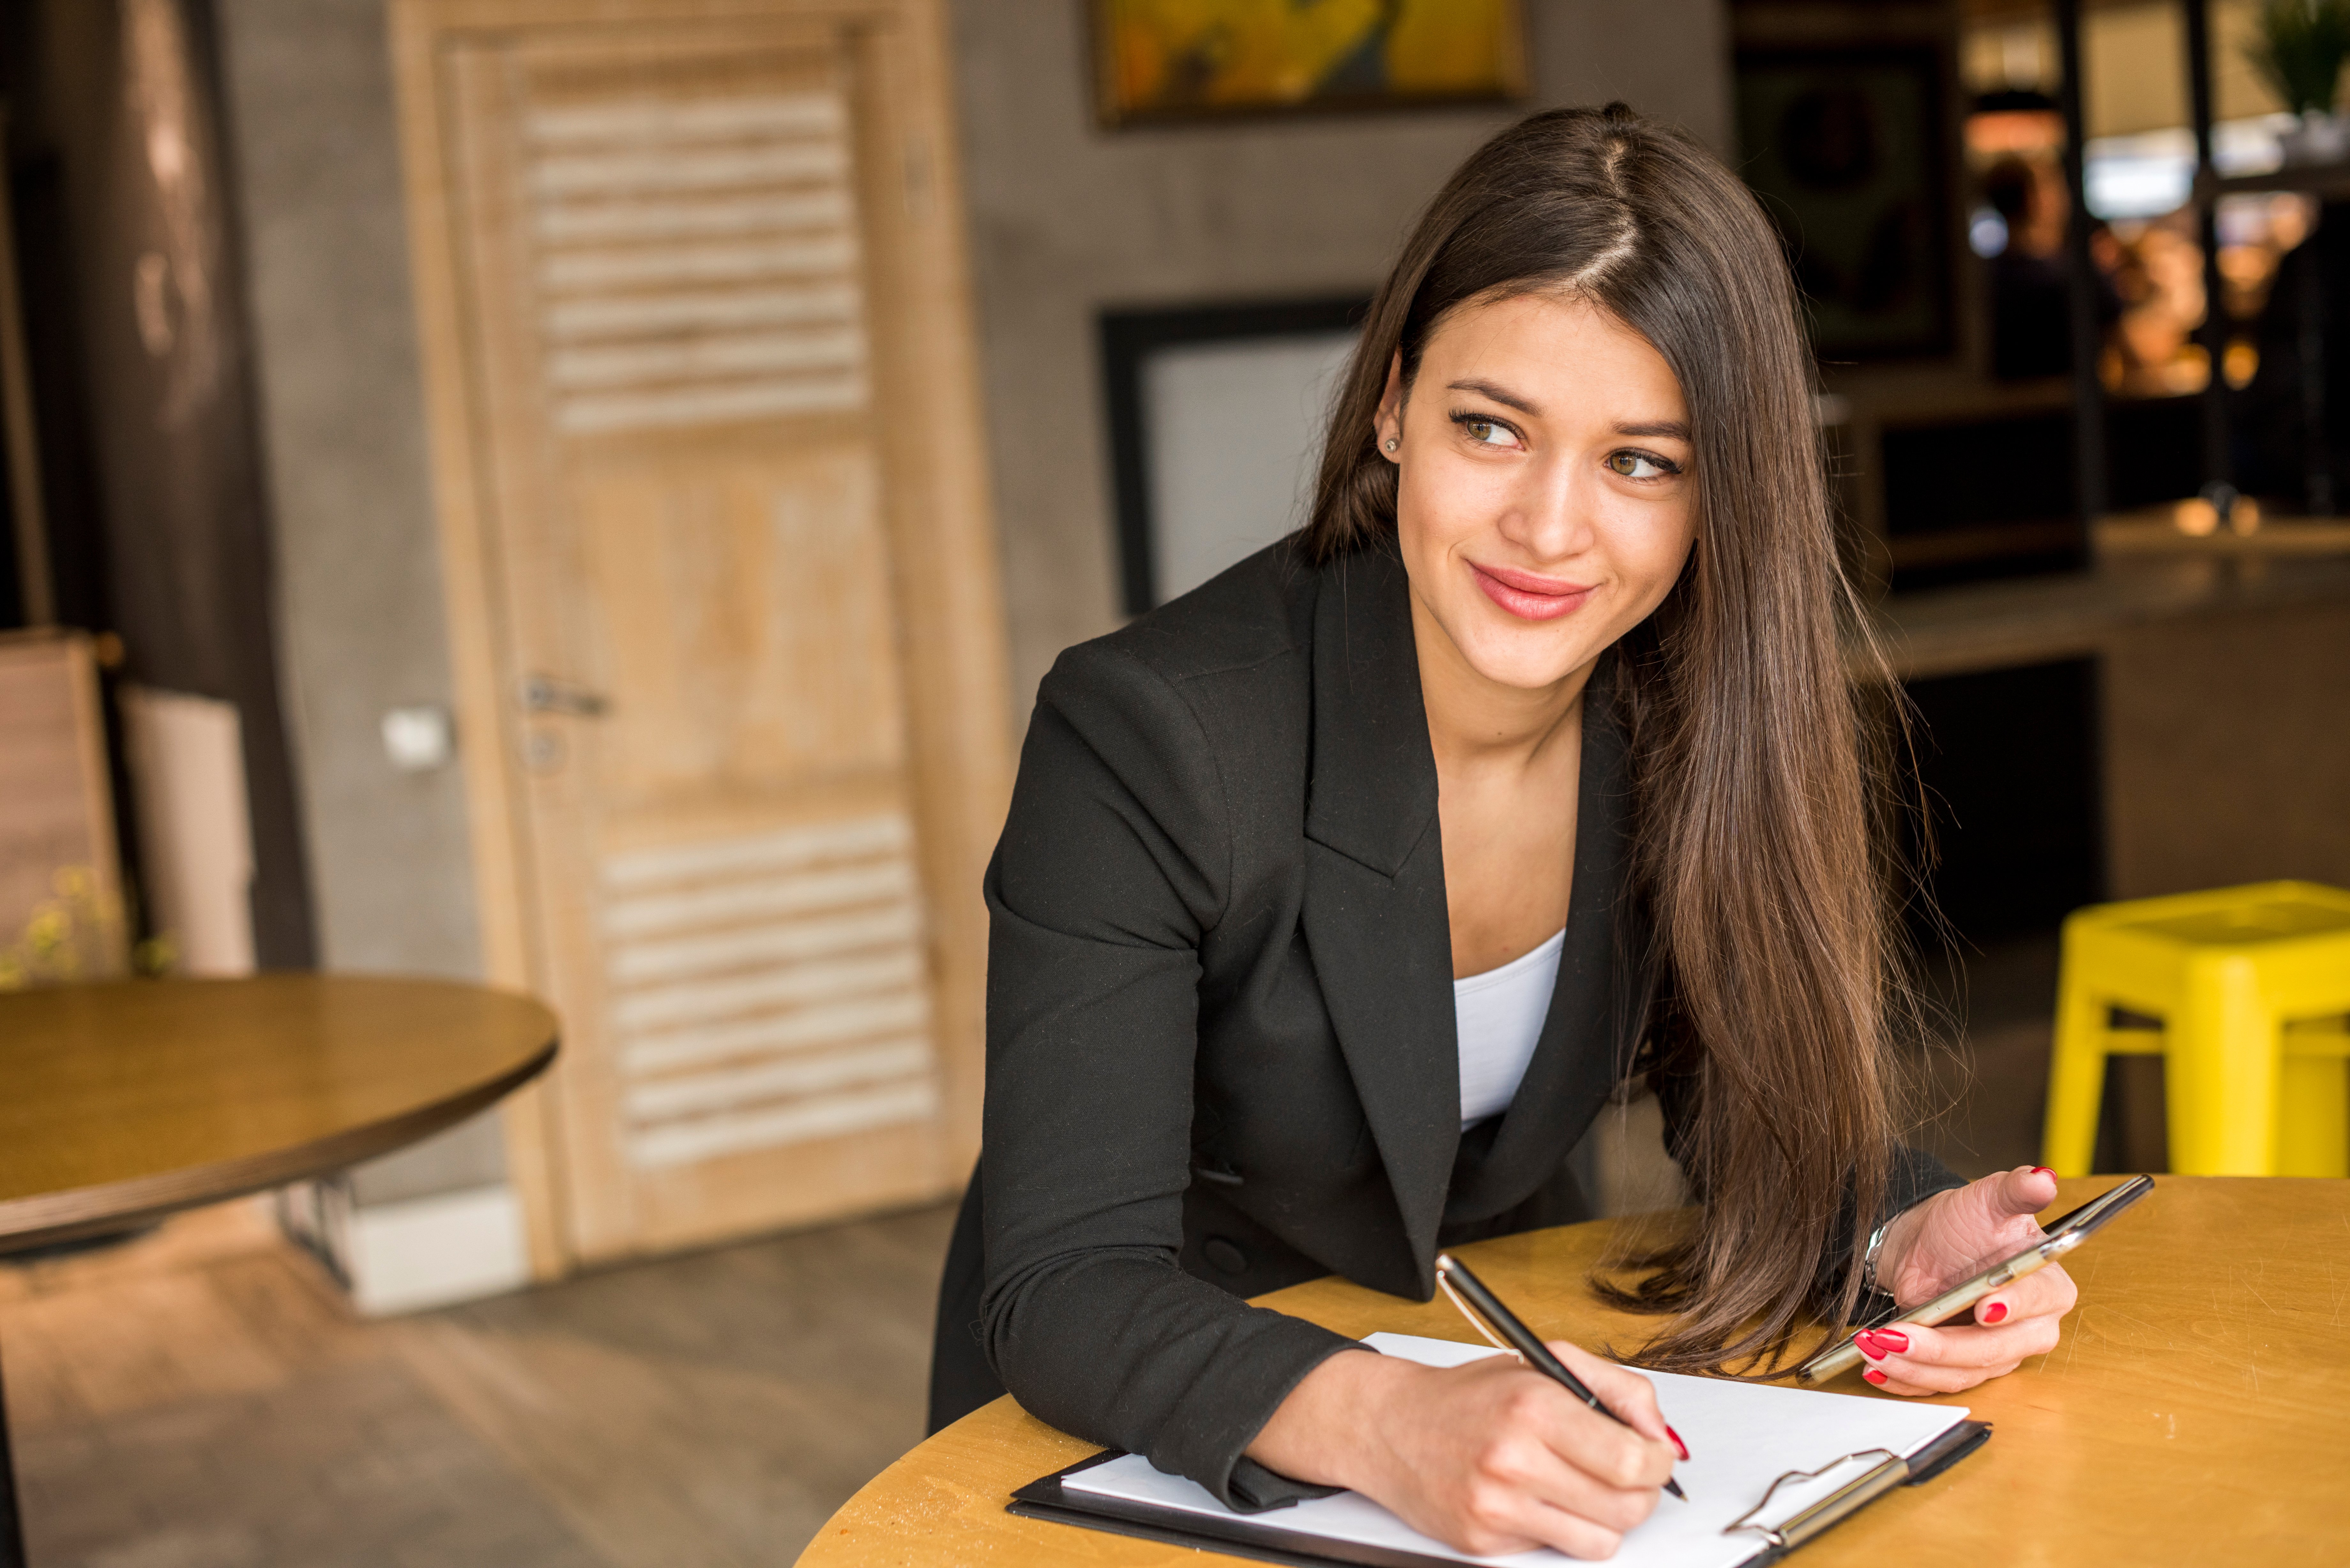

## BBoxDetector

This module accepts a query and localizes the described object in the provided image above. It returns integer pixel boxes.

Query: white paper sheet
[1060,1332,1971,1568]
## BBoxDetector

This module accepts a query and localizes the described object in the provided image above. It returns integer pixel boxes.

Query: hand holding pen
[1248,1254,1686,1557]
[1436,1253,1689,1500]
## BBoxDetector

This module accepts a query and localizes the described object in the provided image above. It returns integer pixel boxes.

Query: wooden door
[391,0,1009,1267]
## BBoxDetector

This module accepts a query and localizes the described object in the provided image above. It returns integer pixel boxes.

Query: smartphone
[1796,1173,2155,1385]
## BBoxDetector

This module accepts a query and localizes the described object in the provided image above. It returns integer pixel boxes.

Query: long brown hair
[1303,104,1910,1372]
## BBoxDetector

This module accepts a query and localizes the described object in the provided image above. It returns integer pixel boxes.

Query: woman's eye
[1606,450,1676,479]
[1446,410,1525,449]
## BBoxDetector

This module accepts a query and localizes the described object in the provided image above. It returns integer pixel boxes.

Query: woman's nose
[1497,461,1595,562]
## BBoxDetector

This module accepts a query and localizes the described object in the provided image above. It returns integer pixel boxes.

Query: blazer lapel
[1298,549,1460,1288]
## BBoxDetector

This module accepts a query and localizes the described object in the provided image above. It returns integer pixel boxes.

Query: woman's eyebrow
[1613,420,1692,441]
[1447,381,1690,444]
[1446,378,1538,414]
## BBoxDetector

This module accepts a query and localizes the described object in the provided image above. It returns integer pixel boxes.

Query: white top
[1452,926,1566,1128]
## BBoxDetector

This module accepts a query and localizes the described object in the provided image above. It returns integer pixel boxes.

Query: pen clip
[1435,1263,1521,1363]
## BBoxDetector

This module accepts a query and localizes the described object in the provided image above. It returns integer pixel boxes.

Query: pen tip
[1664,1479,1688,1501]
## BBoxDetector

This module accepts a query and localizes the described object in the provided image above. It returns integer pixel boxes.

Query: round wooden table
[804,1177,2350,1567]
[0,975,560,1566]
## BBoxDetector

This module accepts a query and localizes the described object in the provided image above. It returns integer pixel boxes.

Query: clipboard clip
[1722,1448,1905,1549]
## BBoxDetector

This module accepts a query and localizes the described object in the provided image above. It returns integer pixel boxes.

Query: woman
[934,105,2075,1560]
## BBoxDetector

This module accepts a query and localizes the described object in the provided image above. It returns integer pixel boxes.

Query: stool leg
[2044,965,2108,1176]
[2170,954,2280,1175]
[2278,1052,2350,1179]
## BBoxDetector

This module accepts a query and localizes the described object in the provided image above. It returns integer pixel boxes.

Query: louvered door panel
[603,812,938,1172]
[525,87,870,434]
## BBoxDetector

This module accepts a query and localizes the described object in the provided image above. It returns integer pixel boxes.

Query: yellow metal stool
[2043,881,2350,1177]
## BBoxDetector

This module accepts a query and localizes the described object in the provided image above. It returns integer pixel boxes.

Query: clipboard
[1008,1419,1991,1568]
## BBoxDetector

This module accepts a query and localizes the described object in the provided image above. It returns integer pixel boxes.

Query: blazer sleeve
[980,641,1361,1509]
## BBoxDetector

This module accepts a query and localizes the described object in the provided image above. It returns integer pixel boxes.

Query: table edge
[0,1036,556,1253]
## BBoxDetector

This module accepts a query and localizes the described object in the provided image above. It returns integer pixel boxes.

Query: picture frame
[1099,297,1368,613]
[1089,1,1527,128]
[1734,46,1956,361]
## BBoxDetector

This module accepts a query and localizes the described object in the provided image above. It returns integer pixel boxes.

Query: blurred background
[0,1,2345,1564]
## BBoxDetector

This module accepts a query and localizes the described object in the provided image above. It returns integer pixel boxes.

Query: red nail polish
[2030,1166,2055,1179]
[1871,1329,1909,1353]
[1863,1368,1888,1385]
[1982,1301,2008,1324]
[1666,1425,1689,1461]
[1856,1332,1887,1361]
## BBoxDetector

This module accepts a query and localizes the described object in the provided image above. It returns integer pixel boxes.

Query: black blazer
[951,542,1956,1508]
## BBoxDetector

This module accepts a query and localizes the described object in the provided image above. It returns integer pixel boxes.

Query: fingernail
[1856,1332,1887,1361]
[2030,1166,2055,1179]
[1982,1301,2008,1324]
[1863,1369,1888,1386]
[1666,1425,1689,1461]
[1870,1329,1909,1353]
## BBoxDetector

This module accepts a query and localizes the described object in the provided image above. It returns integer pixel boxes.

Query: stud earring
[1383,437,1398,452]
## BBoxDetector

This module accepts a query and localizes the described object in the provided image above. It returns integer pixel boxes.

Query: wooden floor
[0,1197,957,1567]
[0,937,2067,1568]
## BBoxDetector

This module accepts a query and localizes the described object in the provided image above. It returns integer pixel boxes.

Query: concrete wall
[212,0,501,1204]
[951,2,1736,708]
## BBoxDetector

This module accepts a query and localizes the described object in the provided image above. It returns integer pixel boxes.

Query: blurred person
[2240,200,2350,507]
[1982,153,2119,379]
[943,105,2077,1561]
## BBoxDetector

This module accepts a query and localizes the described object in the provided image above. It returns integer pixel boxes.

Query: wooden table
[805,1177,2350,1567]
[0,975,560,1566]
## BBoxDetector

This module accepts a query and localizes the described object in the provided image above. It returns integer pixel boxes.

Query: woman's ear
[1375,351,1404,463]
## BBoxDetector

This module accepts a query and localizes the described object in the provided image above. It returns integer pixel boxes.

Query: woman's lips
[1470,562,1596,622]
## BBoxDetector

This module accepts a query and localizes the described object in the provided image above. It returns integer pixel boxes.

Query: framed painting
[1735,47,1955,361]
[1091,0,1527,127]
[1099,297,1368,613]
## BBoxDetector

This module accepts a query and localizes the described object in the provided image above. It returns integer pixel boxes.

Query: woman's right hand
[1249,1343,1682,1559]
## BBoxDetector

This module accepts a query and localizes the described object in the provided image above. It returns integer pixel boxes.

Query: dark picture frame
[1099,297,1369,614]
[1734,46,1956,362]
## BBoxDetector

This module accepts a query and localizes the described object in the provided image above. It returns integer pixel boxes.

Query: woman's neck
[1408,587,1593,777]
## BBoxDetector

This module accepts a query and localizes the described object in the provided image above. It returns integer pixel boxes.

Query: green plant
[2249,0,2350,116]
[0,867,129,989]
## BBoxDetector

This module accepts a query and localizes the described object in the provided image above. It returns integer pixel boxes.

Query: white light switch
[382,705,456,772]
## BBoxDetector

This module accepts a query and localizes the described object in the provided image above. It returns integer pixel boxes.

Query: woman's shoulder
[1014,543,1323,876]
[1047,539,1319,706]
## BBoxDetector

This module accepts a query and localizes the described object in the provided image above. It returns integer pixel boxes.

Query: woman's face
[1377,292,1698,695]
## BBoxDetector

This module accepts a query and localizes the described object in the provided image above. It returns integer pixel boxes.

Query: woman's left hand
[1858,1165,2076,1396]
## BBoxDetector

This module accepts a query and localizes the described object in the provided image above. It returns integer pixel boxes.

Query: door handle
[520,673,610,717]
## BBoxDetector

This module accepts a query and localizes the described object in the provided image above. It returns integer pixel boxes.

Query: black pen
[1433,1253,1688,1502]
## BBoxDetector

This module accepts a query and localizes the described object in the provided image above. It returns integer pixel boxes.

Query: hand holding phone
[1798,1174,2154,1386]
